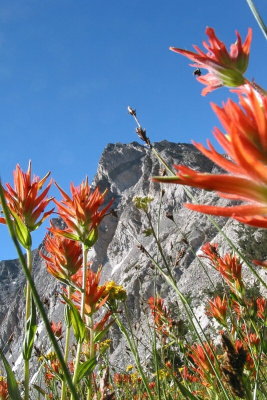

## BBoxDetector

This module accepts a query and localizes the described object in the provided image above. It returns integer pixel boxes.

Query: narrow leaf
[10,209,31,249]
[58,231,80,241]
[23,298,37,361]
[32,384,47,396]
[0,348,22,400]
[62,294,85,342]
[85,228,98,248]
[76,357,97,383]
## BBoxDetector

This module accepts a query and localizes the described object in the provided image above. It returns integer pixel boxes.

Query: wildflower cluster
[0,166,126,399]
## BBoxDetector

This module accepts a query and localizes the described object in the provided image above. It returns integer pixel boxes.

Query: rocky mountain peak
[1,140,266,375]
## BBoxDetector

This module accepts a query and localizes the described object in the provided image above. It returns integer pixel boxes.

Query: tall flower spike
[52,178,113,247]
[0,162,53,248]
[170,27,252,95]
[153,84,267,228]
[40,232,83,283]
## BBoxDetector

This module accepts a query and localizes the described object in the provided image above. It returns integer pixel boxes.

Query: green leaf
[58,231,80,241]
[64,304,72,328]
[32,384,47,396]
[23,299,37,361]
[176,381,200,400]
[62,294,86,342]
[84,228,98,248]
[0,348,22,400]
[10,210,32,249]
[76,357,97,383]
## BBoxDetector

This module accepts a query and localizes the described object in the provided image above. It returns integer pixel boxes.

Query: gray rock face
[1,140,267,377]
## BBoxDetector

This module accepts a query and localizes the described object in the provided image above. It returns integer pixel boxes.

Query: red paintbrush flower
[170,27,252,95]
[200,242,220,264]
[40,232,82,282]
[147,297,173,336]
[217,254,244,296]
[0,162,53,248]
[50,321,63,338]
[206,296,228,325]
[52,178,113,247]
[71,268,108,315]
[153,84,267,228]
[188,343,215,381]
[256,297,267,320]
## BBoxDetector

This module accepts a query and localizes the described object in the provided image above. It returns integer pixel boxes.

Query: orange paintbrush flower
[256,297,267,320]
[206,296,228,326]
[50,321,63,338]
[188,343,215,380]
[170,27,252,95]
[154,84,267,228]
[147,297,173,336]
[217,254,244,297]
[0,162,53,248]
[40,232,82,282]
[71,268,108,316]
[52,178,113,247]
[200,242,220,264]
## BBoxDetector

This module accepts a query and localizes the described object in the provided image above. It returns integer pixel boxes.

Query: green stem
[71,243,89,396]
[60,286,72,400]
[115,308,154,400]
[0,183,80,400]
[246,0,267,40]
[24,248,32,400]
[86,315,95,400]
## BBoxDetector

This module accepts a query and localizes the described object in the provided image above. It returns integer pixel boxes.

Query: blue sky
[0,0,266,260]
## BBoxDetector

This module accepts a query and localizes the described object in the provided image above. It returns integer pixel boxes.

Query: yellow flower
[44,352,57,361]
[155,369,170,380]
[102,281,127,302]
[99,339,112,352]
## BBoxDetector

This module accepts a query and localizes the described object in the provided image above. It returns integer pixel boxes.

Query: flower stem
[60,286,72,400]
[71,243,89,398]
[86,315,95,400]
[246,0,267,40]
[115,308,154,400]
[24,247,32,400]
